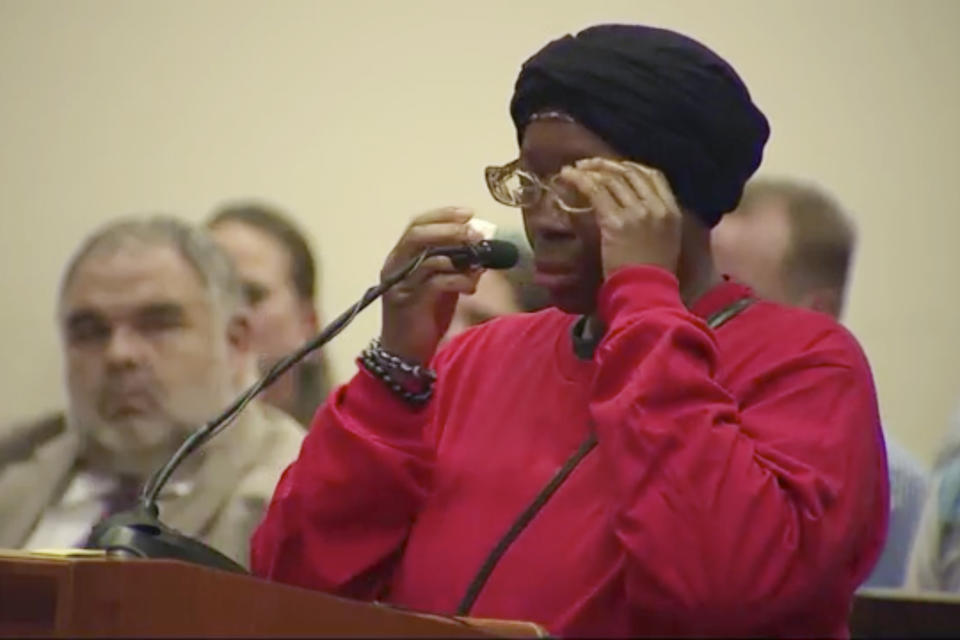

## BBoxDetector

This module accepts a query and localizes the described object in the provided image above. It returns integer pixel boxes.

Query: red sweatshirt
[251,266,888,637]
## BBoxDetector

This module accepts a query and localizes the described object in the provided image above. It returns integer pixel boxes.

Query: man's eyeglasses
[484,159,593,214]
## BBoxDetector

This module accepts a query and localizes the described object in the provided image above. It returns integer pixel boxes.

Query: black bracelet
[367,339,437,382]
[359,339,436,407]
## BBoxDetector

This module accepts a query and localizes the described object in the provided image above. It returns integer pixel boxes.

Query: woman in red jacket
[251,24,888,638]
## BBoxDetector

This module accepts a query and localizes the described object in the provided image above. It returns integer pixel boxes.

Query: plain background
[1,0,958,466]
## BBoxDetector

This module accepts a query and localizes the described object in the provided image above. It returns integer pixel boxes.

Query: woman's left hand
[560,158,683,278]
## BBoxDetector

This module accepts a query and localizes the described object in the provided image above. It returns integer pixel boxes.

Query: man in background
[712,177,928,588]
[0,216,303,567]
[444,230,549,339]
[207,202,331,426]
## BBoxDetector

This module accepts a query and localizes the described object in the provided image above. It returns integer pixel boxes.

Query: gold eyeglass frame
[484,159,594,214]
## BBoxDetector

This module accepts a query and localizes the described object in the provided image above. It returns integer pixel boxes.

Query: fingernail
[453,206,474,215]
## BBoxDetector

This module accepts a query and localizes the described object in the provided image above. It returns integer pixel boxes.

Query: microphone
[85,238,519,571]
[427,239,519,270]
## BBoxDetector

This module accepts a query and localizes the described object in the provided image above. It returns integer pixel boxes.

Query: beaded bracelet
[359,338,437,407]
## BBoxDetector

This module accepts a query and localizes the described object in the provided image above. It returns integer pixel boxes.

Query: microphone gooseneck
[87,240,518,570]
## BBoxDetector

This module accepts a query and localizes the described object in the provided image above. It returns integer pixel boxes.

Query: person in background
[251,24,887,637]
[444,230,549,339]
[207,202,332,426]
[711,178,854,318]
[908,405,960,591]
[0,216,303,567]
[712,176,929,588]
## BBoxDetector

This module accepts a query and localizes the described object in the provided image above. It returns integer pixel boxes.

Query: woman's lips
[532,227,580,289]
[534,261,579,289]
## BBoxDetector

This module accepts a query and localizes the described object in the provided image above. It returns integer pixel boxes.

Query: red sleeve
[590,266,887,633]
[250,368,434,598]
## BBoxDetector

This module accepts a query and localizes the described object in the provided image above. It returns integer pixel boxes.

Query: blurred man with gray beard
[0,216,303,567]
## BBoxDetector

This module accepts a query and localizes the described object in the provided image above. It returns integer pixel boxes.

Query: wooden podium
[0,550,546,638]
[850,587,960,638]
[14,549,959,638]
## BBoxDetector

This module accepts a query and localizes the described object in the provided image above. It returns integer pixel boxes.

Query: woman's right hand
[379,207,485,365]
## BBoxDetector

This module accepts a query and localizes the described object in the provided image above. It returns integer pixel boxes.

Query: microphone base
[85,506,247,574]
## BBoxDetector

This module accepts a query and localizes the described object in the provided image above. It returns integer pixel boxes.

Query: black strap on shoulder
[455,432,598,615]
[454,296,755,615]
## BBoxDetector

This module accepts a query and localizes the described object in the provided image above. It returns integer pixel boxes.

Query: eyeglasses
[484,159,593,214]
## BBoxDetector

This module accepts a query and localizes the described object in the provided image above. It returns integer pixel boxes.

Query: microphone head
[478,239,519,270]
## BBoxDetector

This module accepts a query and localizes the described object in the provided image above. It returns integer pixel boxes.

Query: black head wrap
[510,24,769,227]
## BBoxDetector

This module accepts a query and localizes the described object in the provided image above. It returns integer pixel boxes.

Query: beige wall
[1,0,958,465]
